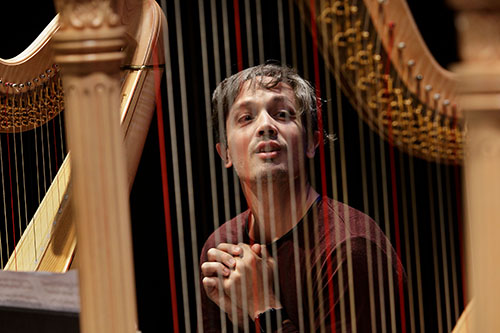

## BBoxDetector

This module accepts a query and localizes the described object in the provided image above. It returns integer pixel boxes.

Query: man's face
[216,77,318,184]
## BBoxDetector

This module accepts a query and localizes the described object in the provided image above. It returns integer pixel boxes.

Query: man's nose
[256,111,277,138]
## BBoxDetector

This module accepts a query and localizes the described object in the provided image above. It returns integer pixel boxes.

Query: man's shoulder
[318,197,405,278]
[318,197,387,243]
[200,210,250,261]
[320,197,371,221]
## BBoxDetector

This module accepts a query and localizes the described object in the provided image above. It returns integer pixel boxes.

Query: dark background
[2,0,464,332]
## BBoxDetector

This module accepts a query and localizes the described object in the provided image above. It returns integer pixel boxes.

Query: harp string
[383,22,407,332]
[222,0,244,330]
[350,2,380,330]
[310,1,342,331]
[12,126,22,242]
[39,98,48,201]
[395,70,416,332]
[367,88,388,333]
[12,127,21,266]
[433,113,452,331]
[324,8,342,333]
[434,70,459,331]
[288,0,298,70]
[260,2,296,331]
[312,1,332,332]
[44,100,53,185]
[407,141,426,332]
[19,120,29,239]
[427,160,444,333]
[233,0,244,72]
[151,39,180,333]
[255,0,265,65]
[6,120,17,270]
[209,0,232,330]
[277,0,287,66]
[395,39,422,332]
[0,136,7,266]
[277,2,307,332]
[452,106,467,308]
[244,0,255,67]
[326,1,364,330]
[355,8,388,330]
[294,5,320,328]
[211,0,232,227]
[444,147,460,321]
[299,10,324,330]
[224,0,247,329]
[159,0,197,330]
[33,118,42,267]
[240,2,253,329]
[372,16,397,332]
[298,0,310,80]
[446,107,462,325]
[363,3,384,330]
[57,85,66,165]
[172,0,204,328]
[197,0,233,331]
[337,1,374,331]
[427,69,449,333]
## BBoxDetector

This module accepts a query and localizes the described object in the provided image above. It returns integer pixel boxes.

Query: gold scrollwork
[0,75,64,133]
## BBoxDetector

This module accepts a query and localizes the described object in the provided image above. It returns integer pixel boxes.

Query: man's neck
[243,176,319,244]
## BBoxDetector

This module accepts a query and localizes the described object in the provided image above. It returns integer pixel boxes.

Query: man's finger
[206,247,237,268]
[203,277,223,302]
[216,243,242,256]
[203,276,235,315]
[201,262,231,277]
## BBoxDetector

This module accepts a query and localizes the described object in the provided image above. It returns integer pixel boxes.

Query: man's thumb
[251,243,263,256]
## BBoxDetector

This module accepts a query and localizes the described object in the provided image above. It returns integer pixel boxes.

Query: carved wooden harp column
[52,0,137,332]
[447,0,500,331]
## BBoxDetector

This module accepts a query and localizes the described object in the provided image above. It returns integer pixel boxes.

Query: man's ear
[216,142,233,168]
[306,130,320,159]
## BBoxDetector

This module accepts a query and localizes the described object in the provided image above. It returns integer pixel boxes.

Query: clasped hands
[201,243,281,325]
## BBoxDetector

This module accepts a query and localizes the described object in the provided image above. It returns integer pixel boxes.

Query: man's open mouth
[256,141,281,153]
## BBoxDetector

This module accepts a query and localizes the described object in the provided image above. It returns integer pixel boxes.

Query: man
[200,64,405,332]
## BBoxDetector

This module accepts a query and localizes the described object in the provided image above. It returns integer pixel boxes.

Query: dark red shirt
[200,197,406,332]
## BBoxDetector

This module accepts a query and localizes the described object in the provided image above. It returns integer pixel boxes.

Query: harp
[297,0,499,330]
[2,0,499,332]
[0,0,164,271]
[1,0,164,331]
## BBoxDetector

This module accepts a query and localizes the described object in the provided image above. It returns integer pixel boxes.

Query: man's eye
[238,114,252,123]
[276,110,290,119]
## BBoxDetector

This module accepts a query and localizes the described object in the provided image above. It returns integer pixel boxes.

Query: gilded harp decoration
[300,0,465,164]
[0,65,64,133]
